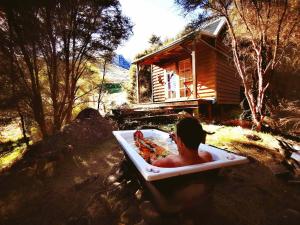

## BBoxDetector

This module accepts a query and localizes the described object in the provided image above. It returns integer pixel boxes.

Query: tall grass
[269,100,300,136]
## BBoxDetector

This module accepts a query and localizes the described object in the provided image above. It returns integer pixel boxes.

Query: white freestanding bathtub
[113,129,248,181]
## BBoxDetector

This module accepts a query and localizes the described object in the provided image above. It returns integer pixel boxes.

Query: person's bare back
[152,117,213,168]
[152,151,212,168]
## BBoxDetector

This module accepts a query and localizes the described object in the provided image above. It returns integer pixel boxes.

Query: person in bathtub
[152,117,212,167]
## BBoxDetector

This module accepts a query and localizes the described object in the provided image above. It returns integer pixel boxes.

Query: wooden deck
[133,99,213,110]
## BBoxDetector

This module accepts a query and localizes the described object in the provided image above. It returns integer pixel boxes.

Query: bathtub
[113,129,248,181]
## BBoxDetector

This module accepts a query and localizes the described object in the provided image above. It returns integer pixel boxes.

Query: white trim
[164,70,168,99]
[191,50,197,99]
[213,18,226,36]
[175,73,180,98]
[136,64,140,103]
[165,70,180,100]
[133,32,215,64]
[151,65,154,103]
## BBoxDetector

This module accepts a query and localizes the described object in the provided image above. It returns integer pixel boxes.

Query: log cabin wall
[195,42,217,99]
[215,53,240,104]
[152,65,165,102]
[215,35,240,104]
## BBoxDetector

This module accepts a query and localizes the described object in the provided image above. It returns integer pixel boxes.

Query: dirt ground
[0,135,300,225]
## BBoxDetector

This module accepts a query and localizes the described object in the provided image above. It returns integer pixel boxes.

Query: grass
[203,124,280,149]
[0,121,28,172]
[160,123,285,164]
[203,124,284,163]
[0,144,27,171]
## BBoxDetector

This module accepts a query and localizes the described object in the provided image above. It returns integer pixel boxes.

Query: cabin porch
[133,98,215,121]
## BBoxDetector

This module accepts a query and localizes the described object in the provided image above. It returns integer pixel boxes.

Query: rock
[73,174,100,190]
[268,162,290,176]
[120,205,140,224]
[245,134,261,141]
[24,163,38,177]
[139,201,160,224]
[67,216,89,225]
[181,218,195,225]
[43,162,55,177]
[111,199,130,214]
[74,176,84,184]
[115,168,125,179]
[76,107,101,120]
[107,175,117,184]
[67,145,74,152]
[135,189,143,200]
[134,219,147,225]
[62,109,113,146]
[85,196,113,225]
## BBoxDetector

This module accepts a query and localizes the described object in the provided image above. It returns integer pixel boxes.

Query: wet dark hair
[176,117,206,150]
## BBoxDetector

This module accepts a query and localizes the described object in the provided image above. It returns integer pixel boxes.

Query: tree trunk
[97,60,107,111]
[18,109,29,147]
[65,84,76,123]
[32,98,48,138]
[226,18,264,131]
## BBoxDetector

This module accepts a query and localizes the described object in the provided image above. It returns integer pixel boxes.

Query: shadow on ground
[1,137,300,224]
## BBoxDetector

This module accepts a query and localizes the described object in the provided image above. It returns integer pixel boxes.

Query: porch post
[151,64,154,103]
[191,47,197,99]
[136,63,140,103]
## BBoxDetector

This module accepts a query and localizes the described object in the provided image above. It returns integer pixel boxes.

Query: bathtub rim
[113,129,249,181]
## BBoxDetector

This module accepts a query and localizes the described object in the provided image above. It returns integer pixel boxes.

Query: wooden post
[193,106,200,118]
[191,47,197,99]
[136,63,140,103]
[151,64,154,103]
[208,104,212,121]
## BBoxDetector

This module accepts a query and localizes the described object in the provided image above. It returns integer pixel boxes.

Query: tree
[124,65,137,104]
[0,0,132,137]
[97,52,114,111]
[175,0,300,129]
[148,34,163,46]
[0,50,30,145]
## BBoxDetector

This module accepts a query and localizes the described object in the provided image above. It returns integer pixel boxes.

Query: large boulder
[75,107,102,120]
[62,108,113,146]
[25,108,113,160]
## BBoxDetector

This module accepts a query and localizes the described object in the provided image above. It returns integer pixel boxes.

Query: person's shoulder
[152,156,177,168]
[198,151,213,162]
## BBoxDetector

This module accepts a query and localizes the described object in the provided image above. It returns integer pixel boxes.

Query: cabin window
[178,59,193,98]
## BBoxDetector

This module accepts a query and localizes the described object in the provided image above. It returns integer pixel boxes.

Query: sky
[116,0,192,61]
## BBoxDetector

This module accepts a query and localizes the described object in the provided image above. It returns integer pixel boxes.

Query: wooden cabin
[133,18,241,120]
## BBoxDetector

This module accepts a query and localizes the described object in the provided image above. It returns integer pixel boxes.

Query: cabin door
[178,59,193,98]
[164,70,179,100]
